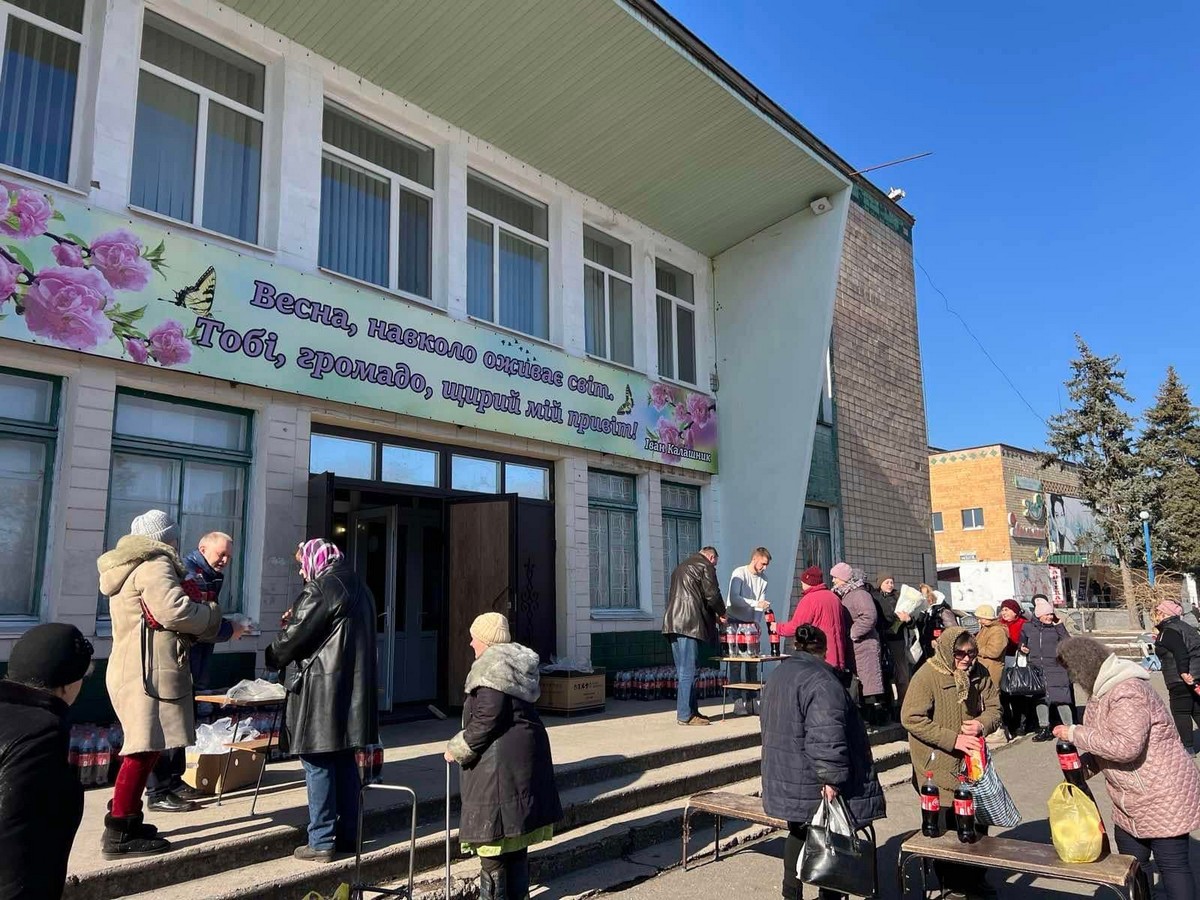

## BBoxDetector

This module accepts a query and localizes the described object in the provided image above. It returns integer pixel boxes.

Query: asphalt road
[603,726,1200,899]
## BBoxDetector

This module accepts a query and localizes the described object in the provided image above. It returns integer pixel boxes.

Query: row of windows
[0,2,702,384]
[931,508,985,533]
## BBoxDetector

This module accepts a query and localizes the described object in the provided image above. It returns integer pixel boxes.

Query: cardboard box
[537,668,605,714]
[184,748,265,794]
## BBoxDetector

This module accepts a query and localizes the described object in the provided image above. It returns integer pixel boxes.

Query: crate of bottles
[610,666,727,701]
[538,667,606,714]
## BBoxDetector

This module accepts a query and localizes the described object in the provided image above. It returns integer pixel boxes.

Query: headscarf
[832,570,866,598]
[298,539,343,582]
[1156,600,1183,620]
[928,626,973,707]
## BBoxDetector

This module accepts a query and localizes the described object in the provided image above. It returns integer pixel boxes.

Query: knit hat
[829,562,853,582]
[130,509,178,546]
[800,566,825,587]
[1000,598,1022,617]
[1156,600,1184,619]
[975,604,997,620]
[7,623,94,689]
[470,612,511,646]
[1033,597,1054,618]
[875,572,894,587]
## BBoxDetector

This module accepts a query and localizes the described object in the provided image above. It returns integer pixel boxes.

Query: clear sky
[660,0,1200,451]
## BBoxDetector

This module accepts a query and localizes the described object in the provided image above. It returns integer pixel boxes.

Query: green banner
[0,182,717,472]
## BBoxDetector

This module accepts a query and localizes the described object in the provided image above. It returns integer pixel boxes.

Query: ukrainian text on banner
[0,183,717,472]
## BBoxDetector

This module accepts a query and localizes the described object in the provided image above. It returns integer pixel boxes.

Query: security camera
[809,197,832,215]
[887,187,906,202]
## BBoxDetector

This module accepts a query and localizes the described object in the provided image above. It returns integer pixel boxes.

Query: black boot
[506,850,530,900]
[106,800,158,838]
[1032,727,1054,743]
[101,812,171,859]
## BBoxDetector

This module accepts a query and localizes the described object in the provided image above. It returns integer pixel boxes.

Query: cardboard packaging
[537,667,605,714]
[184,748,265,794]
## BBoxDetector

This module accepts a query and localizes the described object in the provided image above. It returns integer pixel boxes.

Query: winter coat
[1002,615,1026,655]
[917,603,958,658]
[871,586,908,644]
[1154,616,1200,690]
[1020,618,1073,705]
[974,620,1009,687]
[0,681,84,900]
[841,587,884,697]
[761,651,886,828]
[446,643,563,844]
[900,627,1001,803]
[1069,656,1200,839]
[98,535,223,754]
[779,586,852,672]
[662,553,725,644]
[266,558,378,755]
[181,550,234,691]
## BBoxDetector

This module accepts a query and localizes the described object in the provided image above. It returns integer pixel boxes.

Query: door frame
[349,505,399,711]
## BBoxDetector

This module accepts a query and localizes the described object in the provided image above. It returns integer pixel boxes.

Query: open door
[350,506,398,711]
[513,499,556,662]
[307,471,334,541]
[445,496,514,704]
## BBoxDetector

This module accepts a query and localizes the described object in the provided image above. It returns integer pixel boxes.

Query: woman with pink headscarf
[267,539,378,861]
[1152,600,1200,755]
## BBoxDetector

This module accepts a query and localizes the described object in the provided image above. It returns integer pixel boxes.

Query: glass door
[350,506,397,711]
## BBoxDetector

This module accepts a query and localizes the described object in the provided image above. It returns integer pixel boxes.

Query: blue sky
[661,1,1200,451]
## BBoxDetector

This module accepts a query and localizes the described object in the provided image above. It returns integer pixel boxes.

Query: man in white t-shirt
[726,547,771,714]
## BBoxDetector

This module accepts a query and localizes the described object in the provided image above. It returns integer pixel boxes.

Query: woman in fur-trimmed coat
[445,613,562,900]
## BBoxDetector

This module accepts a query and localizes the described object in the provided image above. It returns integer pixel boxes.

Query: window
[655,259,696,384]
[319,104,433,298]
[583,226,633,366]
[0,0,84,182]
[131,12,264,242]
[452,454,500,494]
[310,433,374,480]
[661,482,701,598]
[931,511,944,533]
[466,172,549,339]
[381,444,438,487]
[0,369,58,617]
[589,470,638,609]
[801,505,835,580]
[102,392,251,616]
[961,507,985,530]
[504,462,549,501]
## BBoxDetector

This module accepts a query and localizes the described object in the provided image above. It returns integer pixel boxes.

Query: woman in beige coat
[97,510,222,859]
[972,605,1008,688]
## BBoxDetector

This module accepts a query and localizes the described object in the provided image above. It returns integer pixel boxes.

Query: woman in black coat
[1020,595,1074,742]
[760,624,886,900]
[267,539,378,862]
[445,613,562,900]
[1152,600,1200,753]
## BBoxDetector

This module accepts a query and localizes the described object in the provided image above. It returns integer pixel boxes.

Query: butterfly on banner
[616,384,634,415]
[165,266,217,316]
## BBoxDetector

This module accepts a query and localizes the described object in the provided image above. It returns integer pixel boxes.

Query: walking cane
[445,760,452,900]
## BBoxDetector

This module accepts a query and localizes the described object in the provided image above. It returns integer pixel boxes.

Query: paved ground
[596,722,1200,899]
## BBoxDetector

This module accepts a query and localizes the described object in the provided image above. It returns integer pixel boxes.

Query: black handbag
[799,795,876,898]
[1000,653,1046,697]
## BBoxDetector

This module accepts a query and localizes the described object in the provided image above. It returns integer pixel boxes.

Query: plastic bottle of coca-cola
[94,729,111,786]
[920,770,942,837]
[371,743,384,783]
[953,775,977,844]
[67,728,81,773]
[78,731,96,787]
[1056,738,1087,789]
[766,611,780,657]
[355,746,369,784]
[107,724,123,784]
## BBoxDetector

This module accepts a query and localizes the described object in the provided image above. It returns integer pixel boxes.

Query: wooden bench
[682,791,786,870]
[897,832,1147,900]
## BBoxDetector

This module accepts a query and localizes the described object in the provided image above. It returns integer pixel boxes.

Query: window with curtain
[655,259,697,384]
[0,368,59,618]
[466,172,549,339]
[100,392,251,617]
[583,225,634,367]
[0,0,84,183]
[661,481,701,600]
[130,12,264,243]
[319,104,434,298]
[588,470,639,610]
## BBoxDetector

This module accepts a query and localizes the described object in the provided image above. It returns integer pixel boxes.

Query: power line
[916,258,1050,428]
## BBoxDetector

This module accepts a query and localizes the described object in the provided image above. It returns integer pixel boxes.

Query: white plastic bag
[896,584,925,617]
[225,678,285,702]
[539,656,594,675]
[188,716,259,755]
[796,793,853,877]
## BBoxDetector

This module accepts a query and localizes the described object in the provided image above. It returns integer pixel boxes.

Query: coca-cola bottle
[78,731,96,787]
[94,730,111,787]
[1056,738,1087,789]
[107,724,123,784]
[371,743,384,784]
[766,611,780,656]
[920,770,942,837]
[67,728,81,773]
[356,746,369,784]
[953,775,977,844]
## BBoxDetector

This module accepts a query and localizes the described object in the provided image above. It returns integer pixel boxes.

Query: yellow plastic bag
[1047,783,1104,863]
[300,886,350,900]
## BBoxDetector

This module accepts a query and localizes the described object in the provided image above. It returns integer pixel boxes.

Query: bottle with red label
[78,731,96,787]
[953,775,977,844]
[94,730,111,786]
[1056,738,1087,789]
[920,771,942,837]
[766,611,780,656]
[355,746,369,784]
[371,743,384,784]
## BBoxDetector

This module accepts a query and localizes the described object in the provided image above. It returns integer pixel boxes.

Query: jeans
[669,635,701,722]
[782,822,848,900]
[1167,683,1200,752]
[1035,700,1074,728]
[1115,825,1197,900]
[300,750,362,850]
[145,747,186,800]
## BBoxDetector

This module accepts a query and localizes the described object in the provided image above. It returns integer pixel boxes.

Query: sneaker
[677,716,711,726]
[294,845,335,863]
[147,793,200,813]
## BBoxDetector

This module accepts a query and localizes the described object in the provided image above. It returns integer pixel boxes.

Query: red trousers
[111,751,160,817]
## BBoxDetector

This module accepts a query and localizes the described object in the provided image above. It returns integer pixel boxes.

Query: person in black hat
[0,623,94,900]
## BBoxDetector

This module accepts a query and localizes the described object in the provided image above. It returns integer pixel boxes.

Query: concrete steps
[108,727,909,900]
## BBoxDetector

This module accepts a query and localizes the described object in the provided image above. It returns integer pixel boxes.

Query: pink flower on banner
[686,392,713,427]
[52,242,85,267]
[0,256,23,305]
[673,401,693,426]
[89,229,152,291]
[148,319,191,367]
[0,183,53,239]
[650,383,675,409]
[656,419,682,448]
[23,266,114,350]
[125,338,149,364]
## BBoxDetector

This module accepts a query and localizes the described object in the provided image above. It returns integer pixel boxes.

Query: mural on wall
[0,182,718,472]
[1014,562,1053,604]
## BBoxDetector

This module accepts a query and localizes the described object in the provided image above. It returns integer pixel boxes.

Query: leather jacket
[266,558,378,754]
[662,552,725,643]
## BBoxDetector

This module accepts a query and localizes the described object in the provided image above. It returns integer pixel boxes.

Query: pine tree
[1138,367,1200,571]
[1044,336,1144,625]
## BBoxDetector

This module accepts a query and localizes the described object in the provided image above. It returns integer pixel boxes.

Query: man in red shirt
[778,566,853,684]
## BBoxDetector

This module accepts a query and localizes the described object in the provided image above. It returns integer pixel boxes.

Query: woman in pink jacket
[1055,636,1200,900]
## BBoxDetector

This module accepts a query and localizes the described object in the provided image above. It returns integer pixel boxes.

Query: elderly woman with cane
[445,613,562,900]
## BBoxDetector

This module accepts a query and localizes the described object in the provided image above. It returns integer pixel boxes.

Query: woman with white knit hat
[444,613,562,900]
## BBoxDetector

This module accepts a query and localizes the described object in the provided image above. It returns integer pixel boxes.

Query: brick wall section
[929,447,1011,564]
[819,200,933,594]
[1002,447,1082,563]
